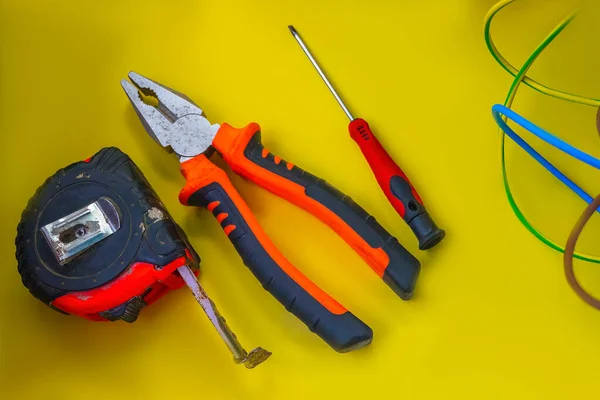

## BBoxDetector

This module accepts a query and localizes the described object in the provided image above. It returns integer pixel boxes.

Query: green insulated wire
[485,0,600,107]
[486,0,600,263]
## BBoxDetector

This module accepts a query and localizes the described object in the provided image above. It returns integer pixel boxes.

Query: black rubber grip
[188,182,373,352]
[242,132,421,299]
[389,176,445,250]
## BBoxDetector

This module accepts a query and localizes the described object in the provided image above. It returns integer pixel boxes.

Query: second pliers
[121,72,421,352]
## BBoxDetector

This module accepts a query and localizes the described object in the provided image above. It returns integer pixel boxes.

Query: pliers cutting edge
[121,72,421,352]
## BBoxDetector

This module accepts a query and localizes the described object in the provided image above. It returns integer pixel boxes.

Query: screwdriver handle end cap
[408,213,446,250]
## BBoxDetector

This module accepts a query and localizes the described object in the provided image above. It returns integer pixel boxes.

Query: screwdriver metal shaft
[288,25,354,121]
[177,265,271,368]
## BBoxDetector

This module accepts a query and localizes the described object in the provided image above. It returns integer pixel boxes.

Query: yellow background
[2,0,600,398]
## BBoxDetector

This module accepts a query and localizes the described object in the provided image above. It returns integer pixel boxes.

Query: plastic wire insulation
[564,192,600,310]
[596,108,600,137]
[493,108,596,207]
[484,0,600,107]
[493,105,600,170]
[490,5,600,263]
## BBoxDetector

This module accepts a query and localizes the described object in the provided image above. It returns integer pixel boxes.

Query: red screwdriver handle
[348,118,445,250]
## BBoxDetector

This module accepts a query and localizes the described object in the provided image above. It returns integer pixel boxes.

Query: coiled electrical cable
[487,0,600,307]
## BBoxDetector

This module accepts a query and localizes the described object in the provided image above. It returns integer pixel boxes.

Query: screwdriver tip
[288,25,297,36]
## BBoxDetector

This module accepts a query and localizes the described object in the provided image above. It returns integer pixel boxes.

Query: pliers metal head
[120,72,221,162]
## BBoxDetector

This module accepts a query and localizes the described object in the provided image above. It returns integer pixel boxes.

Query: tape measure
[15,147,200,322]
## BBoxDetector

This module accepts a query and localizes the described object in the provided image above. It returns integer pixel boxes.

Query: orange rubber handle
[212,123,421,300]
[178,154,372,352]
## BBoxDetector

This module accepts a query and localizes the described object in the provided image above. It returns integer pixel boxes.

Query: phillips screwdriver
[288,25,445,250]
